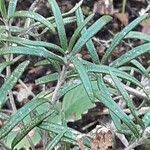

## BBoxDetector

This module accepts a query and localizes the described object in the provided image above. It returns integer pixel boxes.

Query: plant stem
[122,0,127,14]
[51,65,67,104]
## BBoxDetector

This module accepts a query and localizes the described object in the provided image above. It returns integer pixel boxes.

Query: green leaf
[35,59,52,66]
[7,0,18,18]
[39,122,78,142]
[72,57,95,102]
[59,79,82,98]
[109,71,144,128]
[97,77,139,137]
[84,61,142,88]
[0,36,65,54]
[36,73,58,85]
[70,15,112,58]
[111,43,150,67]
[0,98,48,139]
[35,58,61,72]
[0,112,9,120]
[0,61,13,74]
[68,13,94,51]
[143,111,150,127]
[0,46,63,63]
[0,0,6,18]
[12,11,55,32]
[101,13,149,64]
[11,111,55,149]
[0,61,29,108]
[110,111,122,131]
[46,129,66,150]
[130,59,148,77]
[125,31,150,42]
[75,7,100,64]
[62,83,95,121]
[48,0,68,50]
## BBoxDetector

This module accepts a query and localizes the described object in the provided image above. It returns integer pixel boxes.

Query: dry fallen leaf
[89,125,113,150]
[114,13,129,26]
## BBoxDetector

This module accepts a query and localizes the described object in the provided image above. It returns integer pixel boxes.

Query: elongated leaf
[75,7,100,64]
[110,111,122,131]
[48,0,68,50]
[97,77,139,137]
[12,11,55,32]
[72,57,94,102]
[0,61,29,108]
[40,122,91,148]
[68,13,94,51]
[70,15,112,58]
[46,129,66,150]
[125,31,150,42]
[0,61,13,74]
[11,111,55,149]
[0,46,63,63]
[109,71,144,128]
[7,0,18,18]
[36,73,58,85]
[39,122,78,142]
[83,61,142,88]
[35,58,61,73]
[0,98,48,139]
[111,43,150,67]
[0,26,24,33]
[35,59,51,66]
[131,59,148,77]
[0,0,6,18]
[101,13,149,64]
[0,112,9,120]
[0,36,65,54]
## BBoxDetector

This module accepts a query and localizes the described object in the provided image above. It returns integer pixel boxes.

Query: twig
[104,76,149,101]
[51,65,67,104]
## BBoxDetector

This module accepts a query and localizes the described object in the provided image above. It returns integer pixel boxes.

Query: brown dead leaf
[141,18,150,35]
[89,125,113,150]
[114,13,129,26]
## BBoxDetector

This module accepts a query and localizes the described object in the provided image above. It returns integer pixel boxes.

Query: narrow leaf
[0,36,65,54]
[0,61,13,74]
[111,43,150,67]
[68,13,94,51]
[39,122,78,142]
[36,73,58,85]
[125,31,150,42]
[0,46,63,63]
[11,111,54,149]
[97,77,139,137]
[0,98,48,139]
[84,61,142,88]
[0,61,29,108]
[0,0,6,18]
[101,13,149,64]
[131,59,148,77]
[12,11,55,32]
[75,7,100,64]
[70,15,112,58]
[46,129,66,150]
[7,0,18,18]
[48,0,68,50]
[72,57,95,102]
[109,71,144,128]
